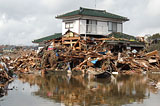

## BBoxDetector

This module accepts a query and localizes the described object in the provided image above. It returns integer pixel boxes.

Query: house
[33,7,129,45]
[32,7,144,52]
[56,7,129,36]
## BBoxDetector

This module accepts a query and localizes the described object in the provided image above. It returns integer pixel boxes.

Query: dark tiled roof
[32,33,62,43]
[56,7,129,21]
[107,32,136,40]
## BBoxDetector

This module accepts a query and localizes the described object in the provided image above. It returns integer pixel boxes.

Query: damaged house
[28,7,160,75]
[56,7,128,36]
[33,7,145,52]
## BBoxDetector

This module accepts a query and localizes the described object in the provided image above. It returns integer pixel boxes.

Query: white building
[56,7,129,36]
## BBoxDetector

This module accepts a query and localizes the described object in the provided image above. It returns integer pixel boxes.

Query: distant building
[2,46,14,53]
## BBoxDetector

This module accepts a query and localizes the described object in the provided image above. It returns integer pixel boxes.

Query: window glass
[108,22,112,31]
[70,23,73,28]
[117,23,122,32]
[65,23,69,29]
[86,20,97,33]
[112,22,117,32]
[65,22,73,29]
[92,20,97,33]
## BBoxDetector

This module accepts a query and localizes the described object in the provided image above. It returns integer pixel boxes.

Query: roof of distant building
[107,32,136,40]
[32,33,62,43]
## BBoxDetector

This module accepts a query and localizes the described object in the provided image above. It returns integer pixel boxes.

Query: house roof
[107,32,136,40]
[105,40,145,48]
[56,7,129,21]
[106,32,145,47]
[32,33,62,43]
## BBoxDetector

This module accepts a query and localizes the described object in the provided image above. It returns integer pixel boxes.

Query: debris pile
[0,56,13,85]
[2,31,160,76]
[12,52,41,73]
[37,33,160,75]
[115,50,160,74]
[40,45,160,74]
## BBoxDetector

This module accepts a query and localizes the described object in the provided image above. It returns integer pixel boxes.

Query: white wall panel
[97,21,108,35]
[80,20,86,34]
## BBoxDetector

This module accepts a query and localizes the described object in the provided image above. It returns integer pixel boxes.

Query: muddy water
[0,73,160,106]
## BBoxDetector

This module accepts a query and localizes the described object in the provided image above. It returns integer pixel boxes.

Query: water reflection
[17,74,160,106]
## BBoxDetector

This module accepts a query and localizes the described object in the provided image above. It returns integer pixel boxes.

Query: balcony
[81,24,108,35]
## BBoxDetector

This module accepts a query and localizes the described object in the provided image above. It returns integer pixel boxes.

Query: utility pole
[95,0,96,8]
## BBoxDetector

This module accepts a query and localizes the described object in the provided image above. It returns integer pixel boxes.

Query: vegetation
[147,33,160,52]
[147,42,160,52]
[148,33,160,40]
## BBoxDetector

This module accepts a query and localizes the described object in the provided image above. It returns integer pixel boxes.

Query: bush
[147,42,160,52]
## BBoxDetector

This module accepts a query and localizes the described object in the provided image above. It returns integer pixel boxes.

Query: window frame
[65,22,73,29]
[112,22,117,32]
[108,21,113,32]
[86,19,97,33]
[117,23,122,32]
[108,21,118,32]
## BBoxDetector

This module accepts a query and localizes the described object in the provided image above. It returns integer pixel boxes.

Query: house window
[65,22,73,29]
[108,22,112,31]
[108,22,118,32]
[117,23,122,32]
[86,20,97,33]
[112,22,117,32]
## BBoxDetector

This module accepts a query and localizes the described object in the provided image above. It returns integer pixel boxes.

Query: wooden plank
[62,37,80,40]
[145,50,159,57]
[63,42,77,44]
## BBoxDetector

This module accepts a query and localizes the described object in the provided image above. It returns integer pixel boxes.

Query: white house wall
[62,21,67,35]
[62,20,80,35]
[97,21,108,35]
[79,20,86,34]
[73,20,79,34]
[62,16,124,35]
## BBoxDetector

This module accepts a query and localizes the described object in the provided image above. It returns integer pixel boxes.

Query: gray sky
[0,0,160,45]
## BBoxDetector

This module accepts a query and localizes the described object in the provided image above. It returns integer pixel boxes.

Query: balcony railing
[81,24,108,35]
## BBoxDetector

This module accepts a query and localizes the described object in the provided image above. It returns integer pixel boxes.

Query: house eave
[56,15,129,22]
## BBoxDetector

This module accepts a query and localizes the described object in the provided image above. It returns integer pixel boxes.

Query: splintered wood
[3,31,160,76]
[38,35,160,75]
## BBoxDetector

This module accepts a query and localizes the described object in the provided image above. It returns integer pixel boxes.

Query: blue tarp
[56,52,59,56]
[98,50,108,55]
[91,59,98,64]
[98,52,106,55]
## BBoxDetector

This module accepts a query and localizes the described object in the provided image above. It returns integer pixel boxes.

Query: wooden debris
[145,50,159,57]
[2,31,160,77]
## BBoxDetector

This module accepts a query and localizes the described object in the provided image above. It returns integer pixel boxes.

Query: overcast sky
[0,0,160,45]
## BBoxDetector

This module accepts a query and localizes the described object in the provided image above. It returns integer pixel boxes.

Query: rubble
[0,56,13,88]
[35,32,160,76]
[1,31,160,78]
[39,46,160,75]
[12,51,41,74]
